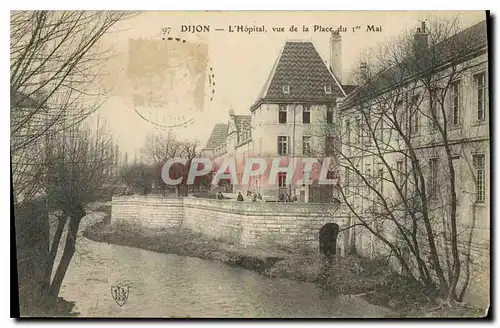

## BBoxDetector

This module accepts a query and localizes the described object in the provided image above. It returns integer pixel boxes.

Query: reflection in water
[58,216,392,318]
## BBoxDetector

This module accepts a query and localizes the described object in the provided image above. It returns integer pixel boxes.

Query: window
[429,158,439,200]
[283,85,290,94]
[474,72,486,122]
[409,111,419,134]
[278,172,287,187]
[327,106,334,124]
[412,159,421,193]
[363,121,372,146]
[324,84,332,95]
[345,120,351,144]
[345,168,351,187]
[359,115,371,146]
[396,161,404,187]
[377,164,384,192]
[303,105,311,124]
[428,89,438,132]
[410,95,420,134]
[452,156,460,205]
[279,105,287,123]
[325,136,335,156]
[355,118,361,144]
[450,80,461,126]
[302,136,311,156]
[365,164,372,194]
[277,136,289,155]
[355,165,361,188]
[473,154,485,203]
[365,165,371,179]
[411,94,420,104]
[377,119,384,143]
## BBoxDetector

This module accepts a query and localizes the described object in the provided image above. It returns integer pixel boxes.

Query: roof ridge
[321,53,347,97]
[341,19,487,109]
[256,44,285,101]
[285,39,313,43]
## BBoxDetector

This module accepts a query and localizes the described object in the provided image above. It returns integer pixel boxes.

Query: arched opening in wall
[319,223,340,259]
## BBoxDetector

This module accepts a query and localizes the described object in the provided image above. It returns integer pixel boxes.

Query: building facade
[338,20,489,306]
[203,35,354,202]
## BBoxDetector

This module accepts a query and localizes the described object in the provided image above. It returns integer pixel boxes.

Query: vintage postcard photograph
[11,10,490,318]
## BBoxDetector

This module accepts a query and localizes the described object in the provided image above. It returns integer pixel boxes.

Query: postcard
[11,10,490,318]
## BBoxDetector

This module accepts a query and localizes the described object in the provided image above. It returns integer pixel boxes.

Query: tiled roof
[233,115,251,134]
[205,123,228,149]
[341,20,488,110]
[251,41,345,111]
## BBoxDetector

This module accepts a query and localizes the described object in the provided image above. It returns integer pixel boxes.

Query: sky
[90,11,486,161]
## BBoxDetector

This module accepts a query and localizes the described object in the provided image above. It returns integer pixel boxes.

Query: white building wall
[339,50,489,308]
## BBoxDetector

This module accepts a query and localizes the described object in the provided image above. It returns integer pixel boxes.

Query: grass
[264,252,393,295]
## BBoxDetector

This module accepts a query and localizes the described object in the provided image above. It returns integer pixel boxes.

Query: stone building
[203,34,356,201]
[338,20,489,307]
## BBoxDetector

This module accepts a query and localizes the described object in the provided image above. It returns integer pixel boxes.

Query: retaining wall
[111,195,349,249]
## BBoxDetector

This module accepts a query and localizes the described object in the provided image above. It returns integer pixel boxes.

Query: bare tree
[11,10,132,204]
[15,119,118,314]
[11,10,133,315]
[179,139,201,195]
[121,163,156,195]
[141,131,182,164]
[47,120,117,300]
[140,133,203,196]
[140,132,181,196]
[334,16,488,304]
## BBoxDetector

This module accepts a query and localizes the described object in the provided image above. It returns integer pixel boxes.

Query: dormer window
[282,85,290,94]
[324,84,332,95]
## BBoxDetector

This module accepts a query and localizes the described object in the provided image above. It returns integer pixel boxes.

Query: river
[56,212,393,318]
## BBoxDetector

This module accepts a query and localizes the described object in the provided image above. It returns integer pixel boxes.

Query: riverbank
[83,206,485,318]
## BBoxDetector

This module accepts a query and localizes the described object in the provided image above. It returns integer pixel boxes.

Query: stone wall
[111,195,349,250]
[111,196,184,229]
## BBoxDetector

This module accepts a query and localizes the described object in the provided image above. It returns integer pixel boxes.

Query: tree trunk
[46,214,67,280]
[458,204,476,302]
[15,201,52,315]
[48,213,83,304]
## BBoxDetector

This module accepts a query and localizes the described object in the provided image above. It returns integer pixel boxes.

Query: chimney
[413,21,429,58]
[329,31,343,84]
